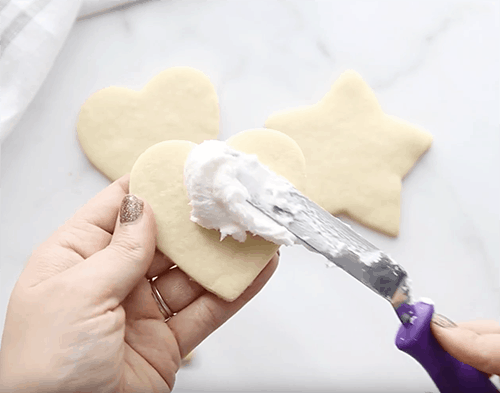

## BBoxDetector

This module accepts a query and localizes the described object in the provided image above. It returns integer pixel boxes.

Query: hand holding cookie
[0,176,279,393]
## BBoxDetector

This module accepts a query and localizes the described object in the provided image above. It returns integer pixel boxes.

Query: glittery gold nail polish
[432,313,458,328]
[120,194,144,224]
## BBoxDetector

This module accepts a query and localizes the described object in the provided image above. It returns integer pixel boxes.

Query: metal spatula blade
[246,188,412,322]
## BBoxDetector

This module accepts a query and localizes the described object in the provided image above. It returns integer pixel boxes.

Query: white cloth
[0,0,137,143]
[78,0,140,20]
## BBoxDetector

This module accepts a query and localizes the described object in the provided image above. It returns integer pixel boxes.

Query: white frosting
[184,140,298,246]
[359,250,383,266]
[419,297,434,305]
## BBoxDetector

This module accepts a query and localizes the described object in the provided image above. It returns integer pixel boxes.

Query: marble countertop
[1,1,499,391]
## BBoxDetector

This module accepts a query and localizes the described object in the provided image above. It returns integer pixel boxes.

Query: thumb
[431,315,500,376]
[77,194,157,305]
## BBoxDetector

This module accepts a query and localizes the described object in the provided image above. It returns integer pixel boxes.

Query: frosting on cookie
[184,140,298,246]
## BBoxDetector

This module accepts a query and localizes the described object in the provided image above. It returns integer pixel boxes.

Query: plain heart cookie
[265,70,433,237]
[130,129,306,301]
[77,67,219,181]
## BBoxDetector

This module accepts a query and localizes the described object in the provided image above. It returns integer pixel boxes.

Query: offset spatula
[247,187,497,392]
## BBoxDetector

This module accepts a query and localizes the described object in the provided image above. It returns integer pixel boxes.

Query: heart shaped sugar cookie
[77,67,219,181]
[130,129,306,301]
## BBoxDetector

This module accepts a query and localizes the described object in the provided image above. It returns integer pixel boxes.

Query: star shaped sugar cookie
[265,70,433,236]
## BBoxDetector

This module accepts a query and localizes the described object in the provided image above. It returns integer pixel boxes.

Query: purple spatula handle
[395,301,498,392]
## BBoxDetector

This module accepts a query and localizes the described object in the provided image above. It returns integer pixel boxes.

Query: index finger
[167,253,279,359]
[457,320,500,335]
[431,322,500,375]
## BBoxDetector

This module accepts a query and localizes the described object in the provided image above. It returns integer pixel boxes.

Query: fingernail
[432,313,458,328]
[120,194,144,224]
